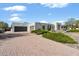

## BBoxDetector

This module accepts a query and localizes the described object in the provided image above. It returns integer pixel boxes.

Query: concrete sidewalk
[0,33,79,56]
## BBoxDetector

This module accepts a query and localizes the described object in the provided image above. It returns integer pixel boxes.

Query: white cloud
[41,3,69,8]
[9,17,22,22]
[11,14,19,17]
[40,20,48,23]
[3,5,26,11]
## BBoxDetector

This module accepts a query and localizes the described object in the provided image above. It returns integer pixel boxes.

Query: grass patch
[31,30,77,44]
[43,32,77,44]
[67,29,79,32]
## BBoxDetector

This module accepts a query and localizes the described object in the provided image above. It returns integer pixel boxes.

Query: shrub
[43,32,77,44]
[67,29,79,32]
[31,30,37,33]
[31,30,49,35]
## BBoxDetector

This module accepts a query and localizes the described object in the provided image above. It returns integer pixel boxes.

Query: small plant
[31,30,37,33]
[31,30,49,35]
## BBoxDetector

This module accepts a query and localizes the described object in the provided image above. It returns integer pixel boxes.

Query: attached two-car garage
[11,22,29,32]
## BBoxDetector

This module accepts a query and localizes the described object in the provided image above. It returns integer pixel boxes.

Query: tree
[64,18,76,29]
[0,21,8,29]
[4,23,8,28]
[64,18,79,30]
[75,20,79,28]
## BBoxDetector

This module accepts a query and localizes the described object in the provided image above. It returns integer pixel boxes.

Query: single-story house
[11,22,55,32]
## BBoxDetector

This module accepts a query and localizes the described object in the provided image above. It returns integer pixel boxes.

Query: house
[11,22,55,32]
[30,22,55,32]
[11,22,30,32]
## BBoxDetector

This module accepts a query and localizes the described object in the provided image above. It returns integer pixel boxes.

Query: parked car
[5,28,11,31]
[0,28,5,33]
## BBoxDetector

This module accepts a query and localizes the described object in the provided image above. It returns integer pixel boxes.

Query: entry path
[0,32,79,56]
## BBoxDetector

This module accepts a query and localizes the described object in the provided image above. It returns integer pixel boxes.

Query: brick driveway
[0,32,79,56]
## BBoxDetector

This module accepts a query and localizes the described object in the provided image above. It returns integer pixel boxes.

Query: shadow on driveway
[0,33,26,40]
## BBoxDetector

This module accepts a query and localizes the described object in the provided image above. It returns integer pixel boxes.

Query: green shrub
[31,30,37,33]
[31,30,49,35]
[67,29,79,32]
[43,32,77,44]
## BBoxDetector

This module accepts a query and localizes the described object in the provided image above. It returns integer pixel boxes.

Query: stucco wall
[35,22,54,31]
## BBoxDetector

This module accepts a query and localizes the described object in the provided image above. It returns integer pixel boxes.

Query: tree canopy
[0,21,8,29]
[64,18,79,29]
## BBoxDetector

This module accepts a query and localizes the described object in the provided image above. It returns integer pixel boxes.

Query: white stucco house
[11,22,55,32]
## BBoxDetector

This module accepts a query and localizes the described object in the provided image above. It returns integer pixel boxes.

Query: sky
[0,3,79,26]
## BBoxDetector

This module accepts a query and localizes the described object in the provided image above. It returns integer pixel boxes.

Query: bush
[31,30,37,33]
[67,29,79,32]
[43,32,77,44]
[31,30,49,35]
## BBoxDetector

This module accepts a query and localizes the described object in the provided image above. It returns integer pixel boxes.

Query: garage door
[14,26,27,32]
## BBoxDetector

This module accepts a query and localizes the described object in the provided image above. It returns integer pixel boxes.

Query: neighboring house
[30,22,55,32]
[11,22,30,32]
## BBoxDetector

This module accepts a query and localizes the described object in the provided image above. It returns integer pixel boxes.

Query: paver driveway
[0,32,79,56]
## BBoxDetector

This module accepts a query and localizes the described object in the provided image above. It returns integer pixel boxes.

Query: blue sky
[0,3,79,26]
